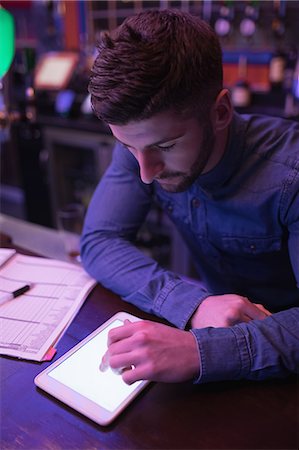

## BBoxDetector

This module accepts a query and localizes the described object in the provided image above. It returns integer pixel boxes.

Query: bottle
[284,53,299,118]
[231,55,251,108]
[239,2,259,40]
[214,1,234,38]
[271,0,286,39]
[269,49,286,90]
[25,86,36,122]
[283,47,297,92]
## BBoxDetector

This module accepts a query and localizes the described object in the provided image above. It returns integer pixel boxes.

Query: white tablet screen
[48,319,142,412]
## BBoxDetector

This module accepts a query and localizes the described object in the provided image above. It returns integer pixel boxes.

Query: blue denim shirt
[81,112,299,383]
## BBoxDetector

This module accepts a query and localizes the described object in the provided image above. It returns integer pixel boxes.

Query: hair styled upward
[89,9,223,125]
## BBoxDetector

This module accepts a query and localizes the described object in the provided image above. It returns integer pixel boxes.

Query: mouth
[156,179,173,184]
[155,175,183,184]
[155,179,177,187]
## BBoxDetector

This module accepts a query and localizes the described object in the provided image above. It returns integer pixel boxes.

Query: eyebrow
[116,133,184,149]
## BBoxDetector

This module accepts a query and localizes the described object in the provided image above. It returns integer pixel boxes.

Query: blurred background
[0,0,299,273]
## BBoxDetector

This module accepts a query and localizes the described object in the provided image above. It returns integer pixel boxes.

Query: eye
[156,143,175,152]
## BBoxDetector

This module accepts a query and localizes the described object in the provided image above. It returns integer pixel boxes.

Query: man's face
[109,110,216,193]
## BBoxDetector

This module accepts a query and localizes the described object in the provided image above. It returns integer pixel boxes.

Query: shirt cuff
[191,326,252,383]
[156,279,211,329]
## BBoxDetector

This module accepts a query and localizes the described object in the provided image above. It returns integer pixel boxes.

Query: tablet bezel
[34,312,150,426]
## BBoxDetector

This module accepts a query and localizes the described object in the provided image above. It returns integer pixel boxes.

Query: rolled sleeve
[191,326,251,383]
[154,280,211,329]
[191,308,299,384]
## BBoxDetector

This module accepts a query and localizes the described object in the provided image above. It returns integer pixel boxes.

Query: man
[81,9,299,385]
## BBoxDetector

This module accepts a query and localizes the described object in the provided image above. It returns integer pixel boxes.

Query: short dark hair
[89,9,223,124]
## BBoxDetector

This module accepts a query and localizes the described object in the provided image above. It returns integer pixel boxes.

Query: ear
[211,89,233,132]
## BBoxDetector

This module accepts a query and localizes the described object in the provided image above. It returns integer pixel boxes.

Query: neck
[202,126,229,174]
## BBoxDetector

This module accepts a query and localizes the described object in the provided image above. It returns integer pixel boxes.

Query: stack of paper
[0,249,96,361]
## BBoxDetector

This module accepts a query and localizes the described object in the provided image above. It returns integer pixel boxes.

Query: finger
[109,352,136,371]
[240,314,253,324]
[235,309,270,325]
[99,350,109,372]
[108,320,136,346]
[108,343,136,375]
[112,364,135,376]
[122,365,145,385]
[243,301,270,320]
[254,303,272,316]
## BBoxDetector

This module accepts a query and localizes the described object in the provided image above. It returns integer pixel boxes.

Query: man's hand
[191,294,271,329]
[100,320,200,384]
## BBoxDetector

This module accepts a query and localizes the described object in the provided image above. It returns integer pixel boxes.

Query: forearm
[81,228,211,328]
[191,307,299,383]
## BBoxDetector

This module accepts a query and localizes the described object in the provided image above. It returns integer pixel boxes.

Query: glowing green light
[0,7,15,78]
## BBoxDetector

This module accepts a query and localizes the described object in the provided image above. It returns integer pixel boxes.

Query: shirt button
[250,244,256,251]
[167,205,173,213]
[192,198,200,208]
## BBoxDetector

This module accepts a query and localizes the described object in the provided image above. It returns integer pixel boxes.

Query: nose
[136,149,165,184]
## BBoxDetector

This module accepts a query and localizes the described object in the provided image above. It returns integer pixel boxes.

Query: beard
[155,120,215,193]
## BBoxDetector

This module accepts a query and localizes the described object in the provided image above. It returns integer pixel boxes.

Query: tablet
[34,312,150,426]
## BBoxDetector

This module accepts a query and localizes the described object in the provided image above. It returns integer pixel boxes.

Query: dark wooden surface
[0,246,298,449]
